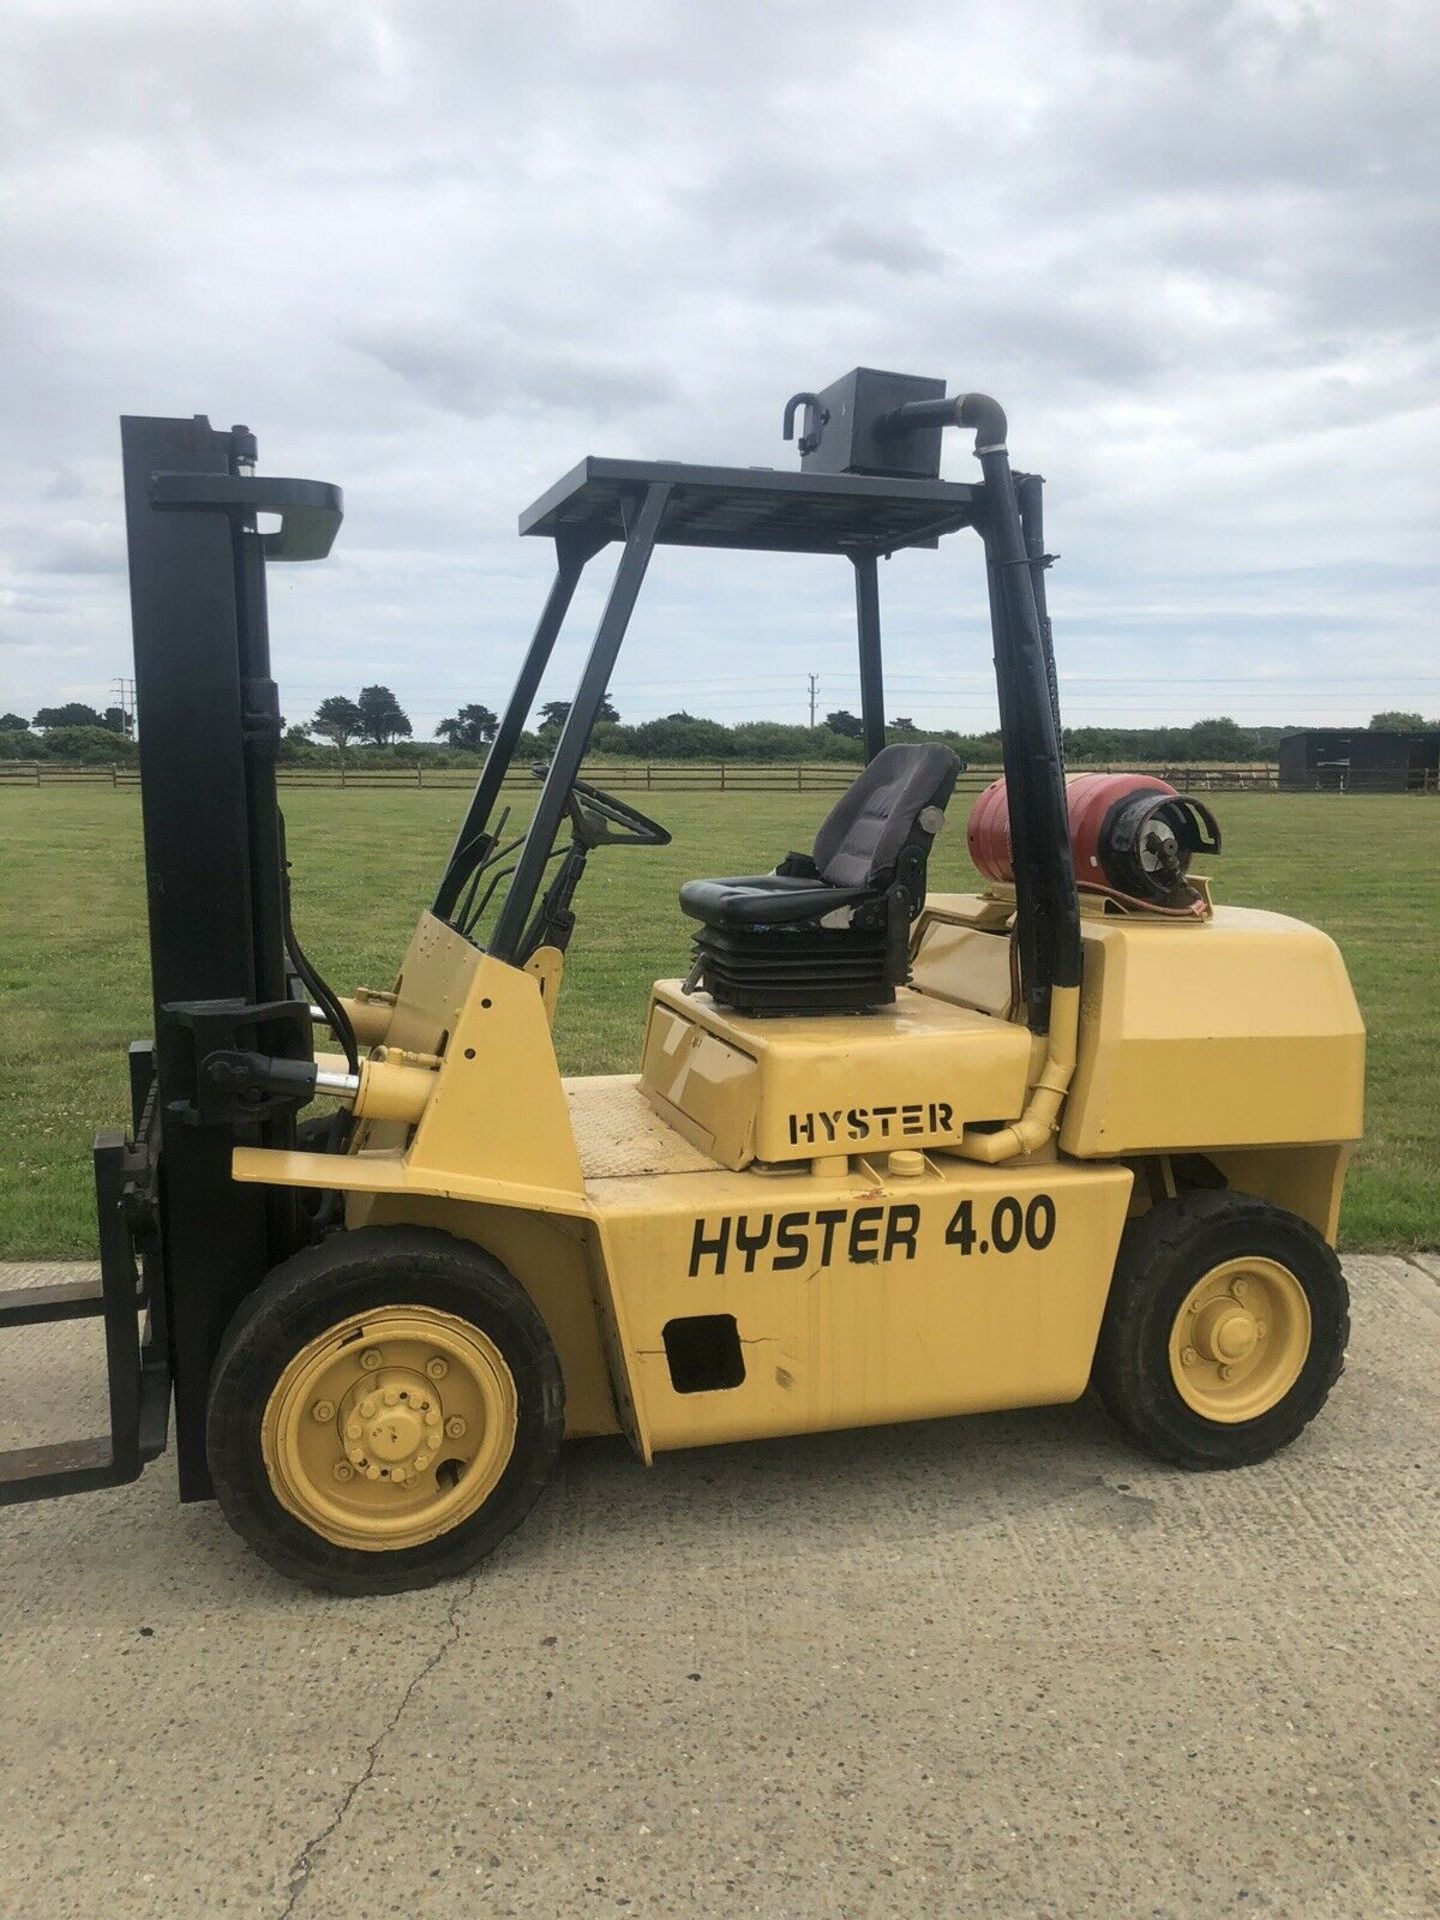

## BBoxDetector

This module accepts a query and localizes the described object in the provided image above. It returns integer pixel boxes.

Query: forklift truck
[0,372,1364,1593]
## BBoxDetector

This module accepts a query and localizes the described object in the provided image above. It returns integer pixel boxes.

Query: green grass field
[2,788,1436,1255]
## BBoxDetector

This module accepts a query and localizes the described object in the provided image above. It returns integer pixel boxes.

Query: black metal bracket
[782,391,830,457]
[149,472,344,561]
[161,997,314,1126]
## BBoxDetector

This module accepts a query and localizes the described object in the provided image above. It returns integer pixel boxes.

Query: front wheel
[206,1226,565,1594]
[1093,1190,1349,1470]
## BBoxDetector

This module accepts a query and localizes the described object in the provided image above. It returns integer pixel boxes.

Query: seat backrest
[812,743,961,889]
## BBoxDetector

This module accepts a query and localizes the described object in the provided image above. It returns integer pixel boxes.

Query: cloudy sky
[3,0,1437,739]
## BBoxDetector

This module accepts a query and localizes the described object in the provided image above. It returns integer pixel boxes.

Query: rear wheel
[1093,1191,1348,1469]
[206,1226,564,1594]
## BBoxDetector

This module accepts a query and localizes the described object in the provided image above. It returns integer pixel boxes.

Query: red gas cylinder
[967,772,1221,910]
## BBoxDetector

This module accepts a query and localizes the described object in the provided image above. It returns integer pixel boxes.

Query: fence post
[719,762,725,791]
[111,764,118,787]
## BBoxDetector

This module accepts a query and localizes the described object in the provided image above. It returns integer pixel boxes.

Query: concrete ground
[0,1256,1435,1920]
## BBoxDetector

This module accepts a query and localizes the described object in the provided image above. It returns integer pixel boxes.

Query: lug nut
[360,1396,377,1419]
[360,1349,383,1371]
[1255,1322,1267,1338]
[383,1388,399,1407]
[445,1416,467,1439]
[414,1453,430,1471]
[348,1446,366,1466]
[425,1357,448,1380]
[333,1461,354,1483]
[1219,1364,1235,1382]
[311,1399,335,1423]
[345,1415,362,1440]
[1181,1346,1199,1367]
[1232,1279,1248,1300]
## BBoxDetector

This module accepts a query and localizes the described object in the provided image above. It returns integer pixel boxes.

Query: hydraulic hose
[278,813,359,1074]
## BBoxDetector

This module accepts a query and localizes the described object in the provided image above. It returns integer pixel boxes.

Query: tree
[436,704,499,752]
[0,712,28,731]
[356,685,412,747]
[890,716,918,736]
[1368,710,1428,733]
[33,702,103,730]
[100,706,129,735]
[309,694,364,748]
[34,725,139,764]
[824,709,865,740]
[538,695,618,732]
[628,713,735,759]
[1180,715,1250,761]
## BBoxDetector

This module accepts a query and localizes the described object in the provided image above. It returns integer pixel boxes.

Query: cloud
[0,0,1436,735]
[352,322,678,421]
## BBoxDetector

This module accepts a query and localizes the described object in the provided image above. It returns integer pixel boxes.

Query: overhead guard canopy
[519,456,980,556]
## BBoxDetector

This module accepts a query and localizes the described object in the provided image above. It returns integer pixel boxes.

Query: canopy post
[490,484,671,962]
[433,530,597,921]
[852,552,886,763]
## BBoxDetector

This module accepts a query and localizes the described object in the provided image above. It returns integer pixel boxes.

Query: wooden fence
[0,758,1292,794]
[3,758,1432,794]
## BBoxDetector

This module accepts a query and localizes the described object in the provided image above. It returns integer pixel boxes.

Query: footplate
[0,1127,171,1505]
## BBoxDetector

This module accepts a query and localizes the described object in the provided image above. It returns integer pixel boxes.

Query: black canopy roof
[519,456,980,556]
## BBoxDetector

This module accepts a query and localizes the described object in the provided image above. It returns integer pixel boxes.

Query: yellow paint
[951,983,1078,1163]
[1204,1145,1353,1244]
[914,896,1365,1164]
[338,990,397,1049]
[354,1056,436,1124]
[354,1192,623,1440]
[594,1152,1133,1449]
[639,980,1033,1169]
[260,1304,517,1550]
[909,915,1014,1017]
[229,862,1363,1486]
[523,944,565,1027]
[1168,1256,1311,1423]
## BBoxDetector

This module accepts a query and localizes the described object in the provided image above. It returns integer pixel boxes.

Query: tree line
[3,694,1435,769]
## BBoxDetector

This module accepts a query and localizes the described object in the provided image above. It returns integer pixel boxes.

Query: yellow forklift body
[912,892,1365,1160]
[232,891,1364,1463]
[588,1154,1133,1451]
[638,979,1036,1169]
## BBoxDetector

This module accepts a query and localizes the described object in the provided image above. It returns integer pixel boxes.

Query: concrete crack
[277,1575,476,1917]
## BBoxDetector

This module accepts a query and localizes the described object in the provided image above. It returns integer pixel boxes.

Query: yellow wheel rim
[1168,1256,1311,1424]
[260,1305,518,1552]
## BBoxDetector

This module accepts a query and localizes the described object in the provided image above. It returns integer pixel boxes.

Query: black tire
[1093,1190,1348,1470]
[206,1225,565,1595]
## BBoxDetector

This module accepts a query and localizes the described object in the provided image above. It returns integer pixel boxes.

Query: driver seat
[679,743,961,1013]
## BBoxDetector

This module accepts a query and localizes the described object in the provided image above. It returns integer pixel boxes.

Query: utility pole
[807,673,818,729]
[111,677,136,737]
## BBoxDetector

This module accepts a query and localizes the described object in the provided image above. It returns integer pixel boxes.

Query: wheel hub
[260,1305,519,1552]
[1192,1299,1259,1364]
[338,1369,443,1481]
[1168,1256,1311,1425]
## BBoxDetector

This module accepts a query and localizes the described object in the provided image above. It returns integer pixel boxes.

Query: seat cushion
[679,872,869,929]
[812,742,959,888]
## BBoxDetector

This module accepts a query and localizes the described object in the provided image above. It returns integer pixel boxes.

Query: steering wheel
[564,777,671,850]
